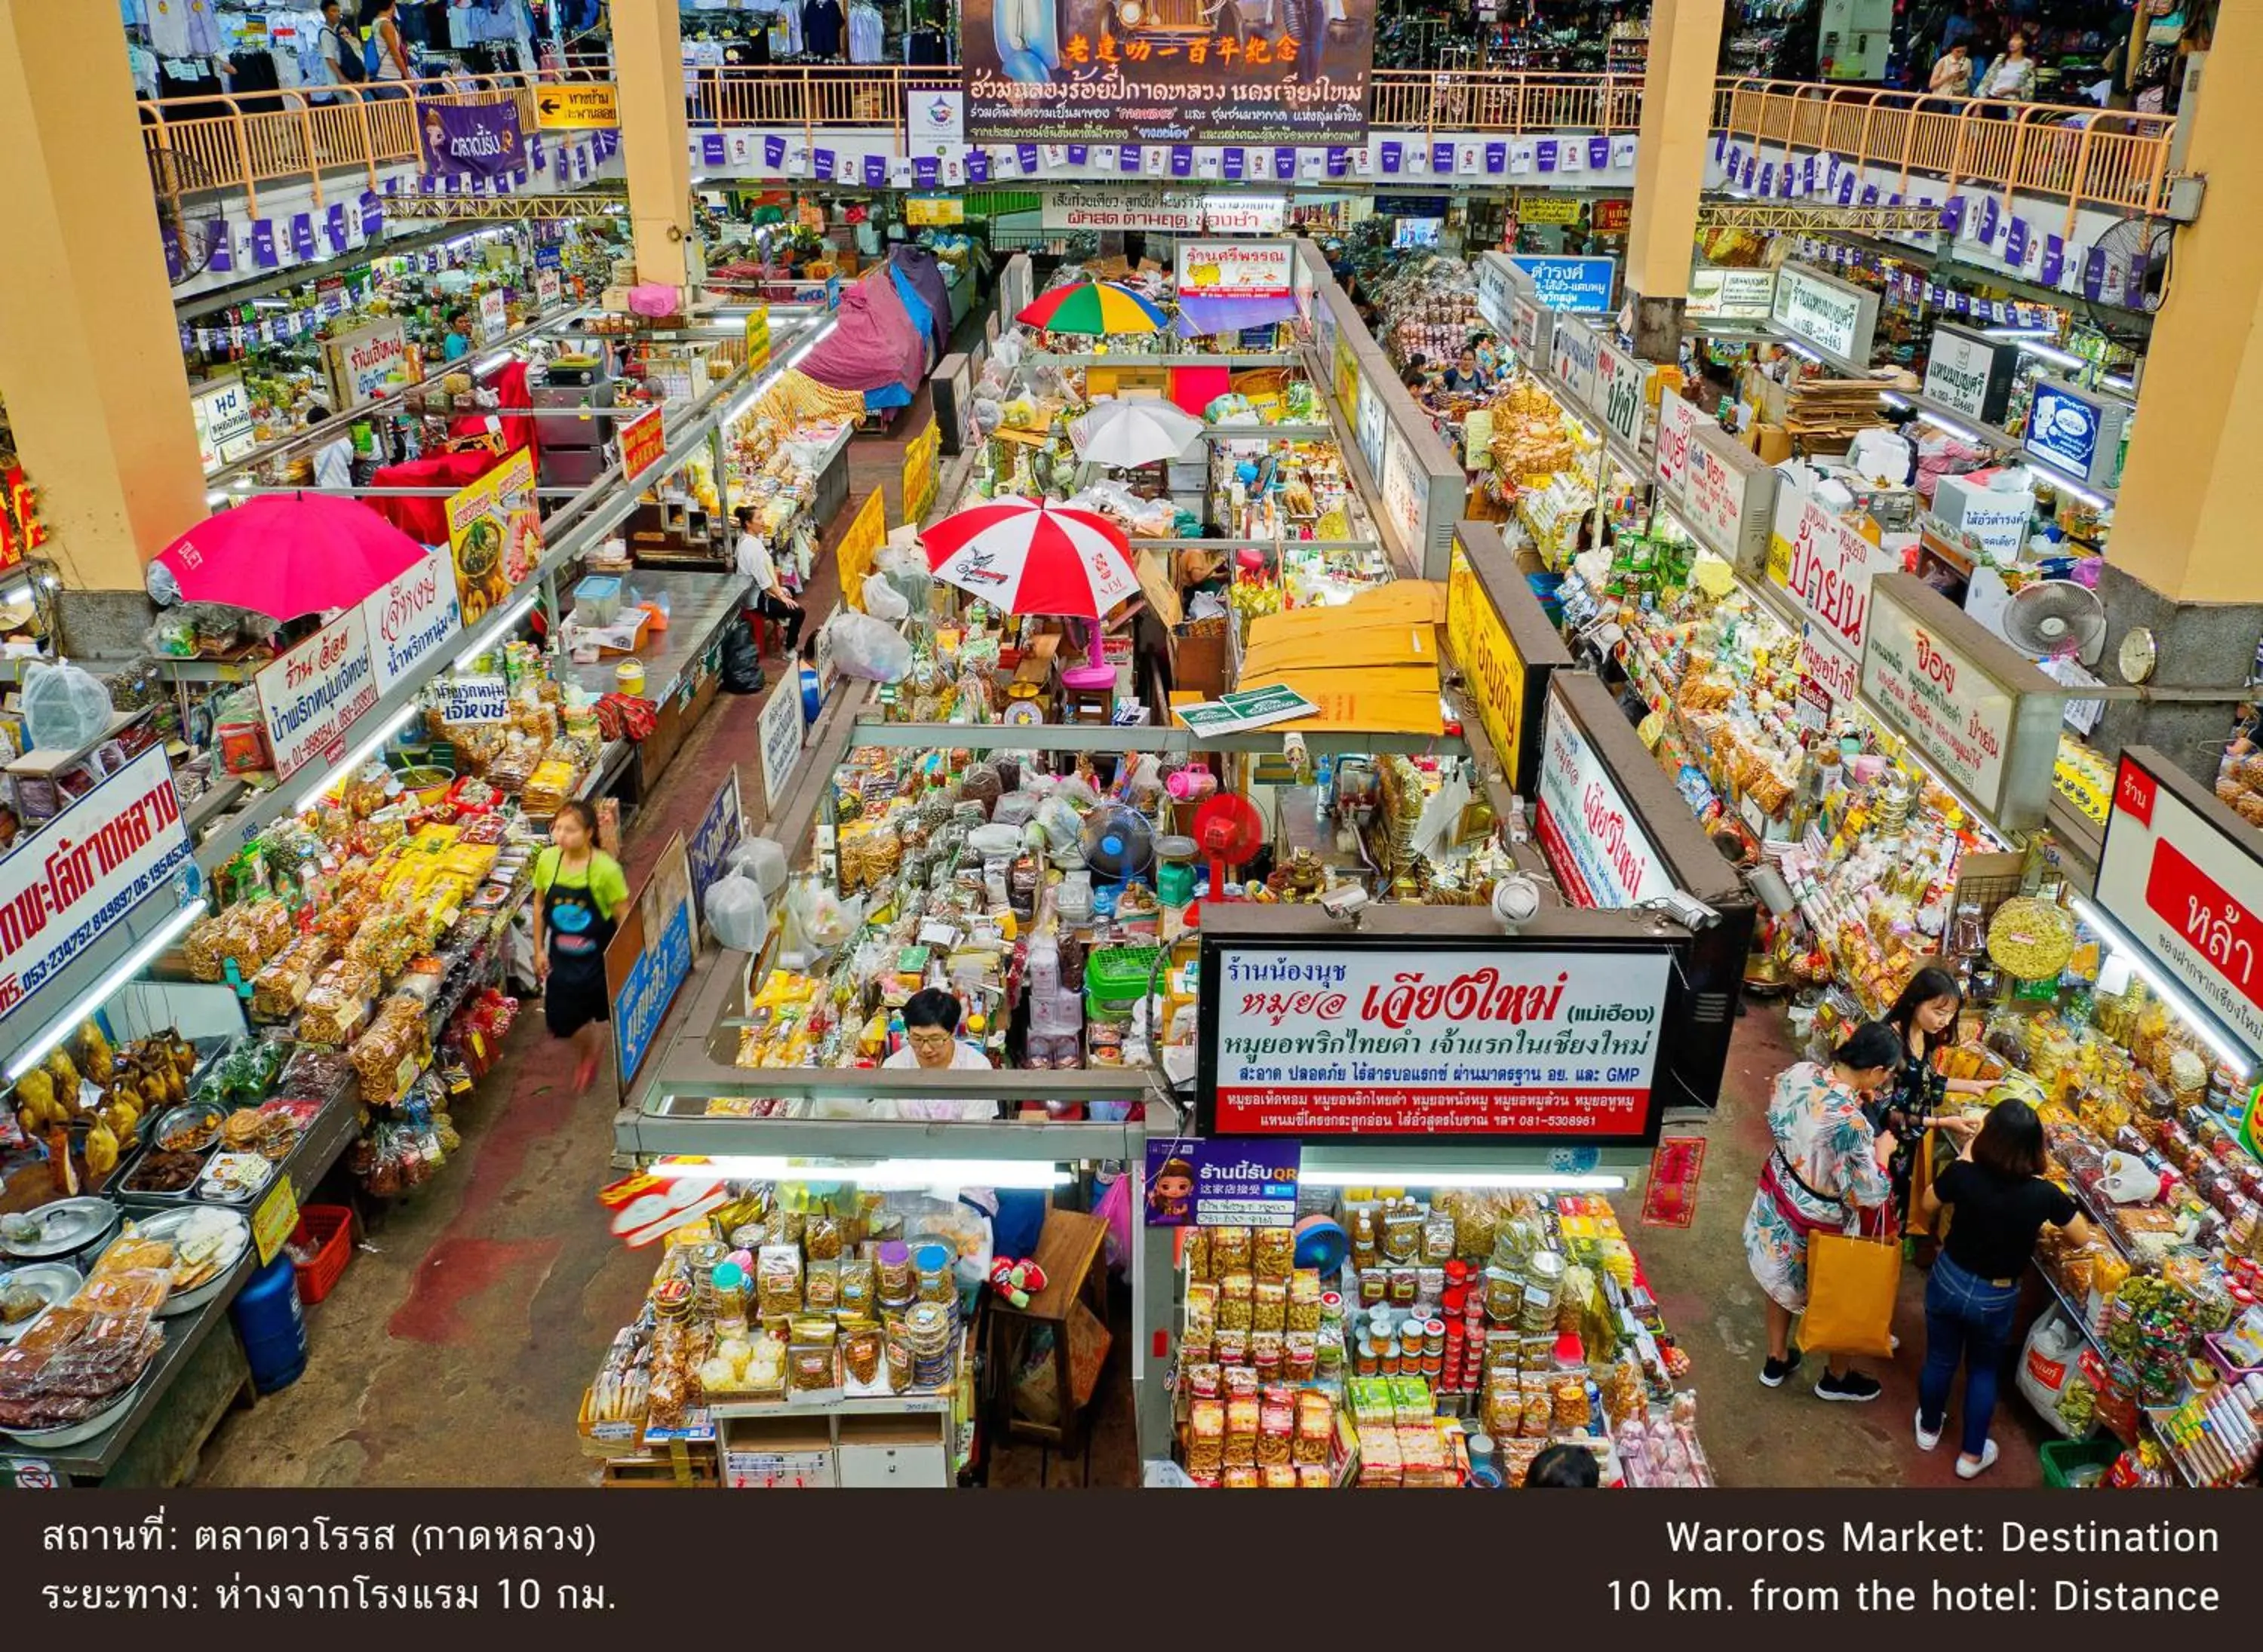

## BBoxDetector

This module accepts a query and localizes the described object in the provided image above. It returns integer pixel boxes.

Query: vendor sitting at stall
[815,987,997,1122]
[1441,347,1491,395]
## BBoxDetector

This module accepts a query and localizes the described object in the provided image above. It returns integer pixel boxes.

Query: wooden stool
[984,1206,1110,1473]
[1060,662,1116,725]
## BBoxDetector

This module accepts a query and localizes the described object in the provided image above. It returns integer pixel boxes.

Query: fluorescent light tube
[453,590,541,671]
[646,1156,1071,1190]
[300,703,419,812]
[5,900,210,1082]
[1300,1169,1629,1191]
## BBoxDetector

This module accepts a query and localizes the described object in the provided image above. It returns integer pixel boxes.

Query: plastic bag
[705,871,768,953]
[20,661,115,752]
[727,837,791,898]
[861,573,911,622]
[825,611,912,683]
[2017,1307,2091,1438]
[721,624,764,694]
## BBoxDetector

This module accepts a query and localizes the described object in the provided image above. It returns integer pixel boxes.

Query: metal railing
[138,66,2178,227]
[141,71,556,216]
[1712,78,2177,228]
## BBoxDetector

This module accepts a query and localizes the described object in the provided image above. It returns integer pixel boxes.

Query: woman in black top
[1914,1100,2094,1478]
[1872,966,1992,1232]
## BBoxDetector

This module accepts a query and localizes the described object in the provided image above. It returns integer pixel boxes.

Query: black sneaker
[1814,1370,1884,1403]
[1759,1348,1802,1388]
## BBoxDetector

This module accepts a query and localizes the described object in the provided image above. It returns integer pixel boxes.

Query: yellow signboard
[1517,194,1584,226]
[906,196,965,227]
[1334,334,1361,420]
[534,82,619,131]
[251,1174,299,1268]
[743,304,772,376]
[1445,539,1529,786]
[836,488,888,612]
[444,447,540,626]
[901,417,941,527]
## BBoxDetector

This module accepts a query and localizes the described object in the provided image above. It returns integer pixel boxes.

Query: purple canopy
[800,270,926,395]
[1174,293,1303,338]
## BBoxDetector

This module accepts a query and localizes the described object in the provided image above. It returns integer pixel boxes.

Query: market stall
[1134,901,1718,1488]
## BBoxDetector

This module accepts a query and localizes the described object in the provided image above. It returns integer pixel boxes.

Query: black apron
[542,853,617,993]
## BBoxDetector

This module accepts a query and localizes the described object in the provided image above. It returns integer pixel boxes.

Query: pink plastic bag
[1095,1169,1134,1276]
[628,283,681,319]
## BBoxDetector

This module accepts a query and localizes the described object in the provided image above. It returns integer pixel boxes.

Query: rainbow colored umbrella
[1016,281,1166,336]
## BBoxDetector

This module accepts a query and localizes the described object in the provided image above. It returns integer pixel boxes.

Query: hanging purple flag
[1273,149,1294,180]
[2004,217,2028,267]
[1432,140,1454,173]
[1119,143,1141,171]
[1067,143,1087,165]
[326,203,349,252]
[1714,132,1727,161]
[864,155,888,186]
[1171,146,1193,177]
[1379,140,1401,174]
[250,219,278,268]
[1740,155,1756,190]
[1326,147,1348,177]
[529,135,544,171]
[1939,195,1965,235]
[813,147,835,177]
[163,226,185,283]
[207,218,233,273]
[1536,139,1558,172]
[1589,137,1609,170]
[1976,197,1999,243]
[1485,142,1506,173]
[1758,162,1774,196]
[1836,171,1856,205]
[1726,145,1743,176]
[765,135,787,168]
[1225,146,1245,180]
[1017,143,1039,173]
[1802,155,1817,194]
[2040,234,2065,286]
[913,156,938,187]
[2081,247,2107,301]
[967,149,990,183]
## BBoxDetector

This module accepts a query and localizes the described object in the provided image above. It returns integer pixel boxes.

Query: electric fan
[1079,800,1156,885]
[2002,580,2108,667]
[1191,793,1265,903]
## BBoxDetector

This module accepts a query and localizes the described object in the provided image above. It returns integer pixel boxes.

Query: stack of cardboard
[1784,378,1887,456]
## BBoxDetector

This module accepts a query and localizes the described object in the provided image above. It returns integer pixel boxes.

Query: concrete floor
[195,361,2056,1491]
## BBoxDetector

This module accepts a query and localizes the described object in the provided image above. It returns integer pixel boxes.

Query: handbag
[1801,1229,1902,1359]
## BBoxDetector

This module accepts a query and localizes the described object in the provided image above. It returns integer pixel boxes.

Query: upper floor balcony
[138,66,2182,250]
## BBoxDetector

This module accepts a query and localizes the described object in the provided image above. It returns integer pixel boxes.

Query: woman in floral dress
[1743,1021,1903,1404]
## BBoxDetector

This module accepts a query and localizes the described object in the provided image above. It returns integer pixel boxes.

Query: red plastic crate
[290,1205,355,1305]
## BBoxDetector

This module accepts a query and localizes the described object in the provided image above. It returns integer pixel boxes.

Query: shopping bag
[1801,1230,1900,1359]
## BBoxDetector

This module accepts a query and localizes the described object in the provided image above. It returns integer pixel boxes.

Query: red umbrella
[922,498,1139,619]
[154,493,431,619]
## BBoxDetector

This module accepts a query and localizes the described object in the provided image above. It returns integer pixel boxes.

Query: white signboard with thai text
[1534,695,1673,910]
[255,610,379,782]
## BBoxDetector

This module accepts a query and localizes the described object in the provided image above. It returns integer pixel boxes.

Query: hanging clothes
[846,0,883,63]
[801,0,844,57]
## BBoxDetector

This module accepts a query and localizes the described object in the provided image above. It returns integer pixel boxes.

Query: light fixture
[2023,456,2110,511]
[644,1155,1071,1190]
[300,702,420,812]
[2101,373,2136,393]
[1878,391,1911,410]
[5,899,210,1082]
[1779,338,1822,365]
[1300,1168,1630,1192]
[1914,407,1989,446]
[452,589,541,671]
[1994,333,2086,371]
[2071,896,2255,1078]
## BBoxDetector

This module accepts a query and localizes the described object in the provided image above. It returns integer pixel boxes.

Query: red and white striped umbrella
[922,497,1140,619]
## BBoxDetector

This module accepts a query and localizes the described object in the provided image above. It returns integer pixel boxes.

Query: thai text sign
[1534,695,1672,909]
[1768,484,1896,671]
[608,835,695,1085]
[962,0,1372,145]
[256,610,378,782]
[1202,941,1674,1138]
[361,547,462,696]
[1770,261,1878,362]
[1174,240,1294,298]
[2099,752,2263,1062]
[1861,585,2016,815]
[1446,541,1528,788]
[444,448,540,623]
[1595,337,1649,451]
[1142,1136,1300,1227]
[419,100,527,180]
[619,405,668,486]
[322,318,411,412]
[0,748,192,1032]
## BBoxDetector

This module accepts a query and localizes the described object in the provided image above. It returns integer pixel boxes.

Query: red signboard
[619,404,668,485]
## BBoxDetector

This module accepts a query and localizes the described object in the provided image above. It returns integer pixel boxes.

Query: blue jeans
[1918,1252,2022,1458]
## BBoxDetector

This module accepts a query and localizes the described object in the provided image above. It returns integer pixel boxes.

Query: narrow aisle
[196,428,910,1486]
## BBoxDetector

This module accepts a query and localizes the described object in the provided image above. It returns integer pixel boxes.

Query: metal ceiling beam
[379,192,627,221]
[1698,201,1944,232]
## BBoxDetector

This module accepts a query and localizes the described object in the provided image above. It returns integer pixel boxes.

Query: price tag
[444,674,511,725]
[251,1175,299,1267]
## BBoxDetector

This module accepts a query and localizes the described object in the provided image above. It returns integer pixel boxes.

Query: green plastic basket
[2040,1436,2124,1488]
[1085,944,1162,1012]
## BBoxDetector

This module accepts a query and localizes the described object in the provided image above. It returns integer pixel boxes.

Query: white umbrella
[1070,398,1205,468]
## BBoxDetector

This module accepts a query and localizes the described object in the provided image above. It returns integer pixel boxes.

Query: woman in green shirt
[533,800,631,1092]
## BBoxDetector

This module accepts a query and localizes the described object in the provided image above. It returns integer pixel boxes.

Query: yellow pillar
[2105,7,2262,606]
[610,0,694,290]
[0,0,205,586]
[1623,0,1726,361]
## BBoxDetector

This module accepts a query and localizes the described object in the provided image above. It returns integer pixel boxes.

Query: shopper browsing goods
[532,800,630,1094]
[1915,1100,2096,1479]
[1743,1021,1902,1402]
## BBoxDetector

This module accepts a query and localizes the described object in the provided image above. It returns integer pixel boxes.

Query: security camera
[1651,890,1723,932]
[1320,884,1369,922]
[1491,874,1541,931]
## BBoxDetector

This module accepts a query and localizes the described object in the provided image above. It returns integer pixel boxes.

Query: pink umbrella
[154,493,430,619]
[922,498,1139,619]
